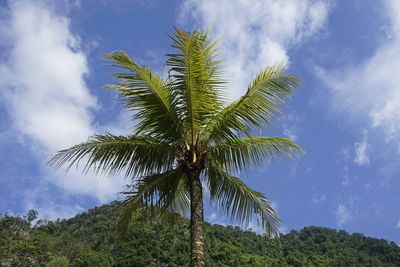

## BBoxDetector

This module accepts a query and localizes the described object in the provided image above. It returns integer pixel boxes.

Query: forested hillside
[1,202,399,266]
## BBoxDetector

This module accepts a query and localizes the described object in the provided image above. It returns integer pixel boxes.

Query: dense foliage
[1,202,399,266]
[50,29,303,266]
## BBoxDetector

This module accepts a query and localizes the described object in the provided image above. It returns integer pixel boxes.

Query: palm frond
[117,168,189,234]
[105,51,182,142]
[204,66,299,143]
[48,134,177,178]
[208,137,303,172]
[124,168,189,212]
[166,28,225,144]
[206,162,280,236]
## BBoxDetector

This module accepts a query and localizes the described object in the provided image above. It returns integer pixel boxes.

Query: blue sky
[1,0,400,243]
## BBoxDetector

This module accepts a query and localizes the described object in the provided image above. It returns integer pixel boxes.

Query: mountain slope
[1,202,399,266]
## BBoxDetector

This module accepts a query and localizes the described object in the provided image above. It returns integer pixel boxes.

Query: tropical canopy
[50,28,302,267]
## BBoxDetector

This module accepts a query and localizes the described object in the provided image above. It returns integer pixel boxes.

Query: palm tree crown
[50,28,302,266]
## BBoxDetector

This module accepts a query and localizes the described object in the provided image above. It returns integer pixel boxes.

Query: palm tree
[49,28,302,267]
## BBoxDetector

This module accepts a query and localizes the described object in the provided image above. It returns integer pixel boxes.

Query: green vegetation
[1,202,399,266]
[49,28,302,266]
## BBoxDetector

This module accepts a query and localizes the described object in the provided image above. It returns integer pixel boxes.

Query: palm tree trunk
[189,171,205,267]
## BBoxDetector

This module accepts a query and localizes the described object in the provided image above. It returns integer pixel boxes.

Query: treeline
[1,202,399,266]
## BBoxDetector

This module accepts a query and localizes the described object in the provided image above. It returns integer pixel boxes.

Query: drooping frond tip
[206,162,281,236]
[116,168,190,237]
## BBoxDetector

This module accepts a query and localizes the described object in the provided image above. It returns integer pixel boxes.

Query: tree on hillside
[49,28,302,267]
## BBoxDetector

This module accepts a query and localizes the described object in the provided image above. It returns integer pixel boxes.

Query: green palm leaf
[49,134,176,178]
[105,51,183,142]
[117,168,189,234]
[167,29,225,145]
[206,162,280,236]
[209,137,303,172]
[204,66,299,143]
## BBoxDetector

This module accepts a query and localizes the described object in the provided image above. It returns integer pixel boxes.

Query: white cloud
[283,127,298,142]
[282,112,302,141]
[0,0,95,153]
[317,0,400,151]
[25,200,84,221]
[335,203,351,227]
[354,140,370,166]
[206,211,227,226]
[0,0,124,201]
[181,0,331,101]
[340,147,351,161]
[51,170,124,202]
[397,220,400,229]
[341,166,358,187]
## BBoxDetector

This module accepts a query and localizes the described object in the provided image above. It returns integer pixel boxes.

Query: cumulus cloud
[317,0,400,151]
[181,0,331,100]
[0,0,124,202]
[335,203,351,227]
[0,0,95,152]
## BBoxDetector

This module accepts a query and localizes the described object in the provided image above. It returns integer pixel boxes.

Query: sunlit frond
[48,134,177,178]
[204,66,299,143]
[206,162,280,236]
[208,137,303,172]
[105,51,182,142]
[166,28,225,143]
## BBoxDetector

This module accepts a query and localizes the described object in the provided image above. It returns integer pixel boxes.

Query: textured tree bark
[189,171,205,267]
